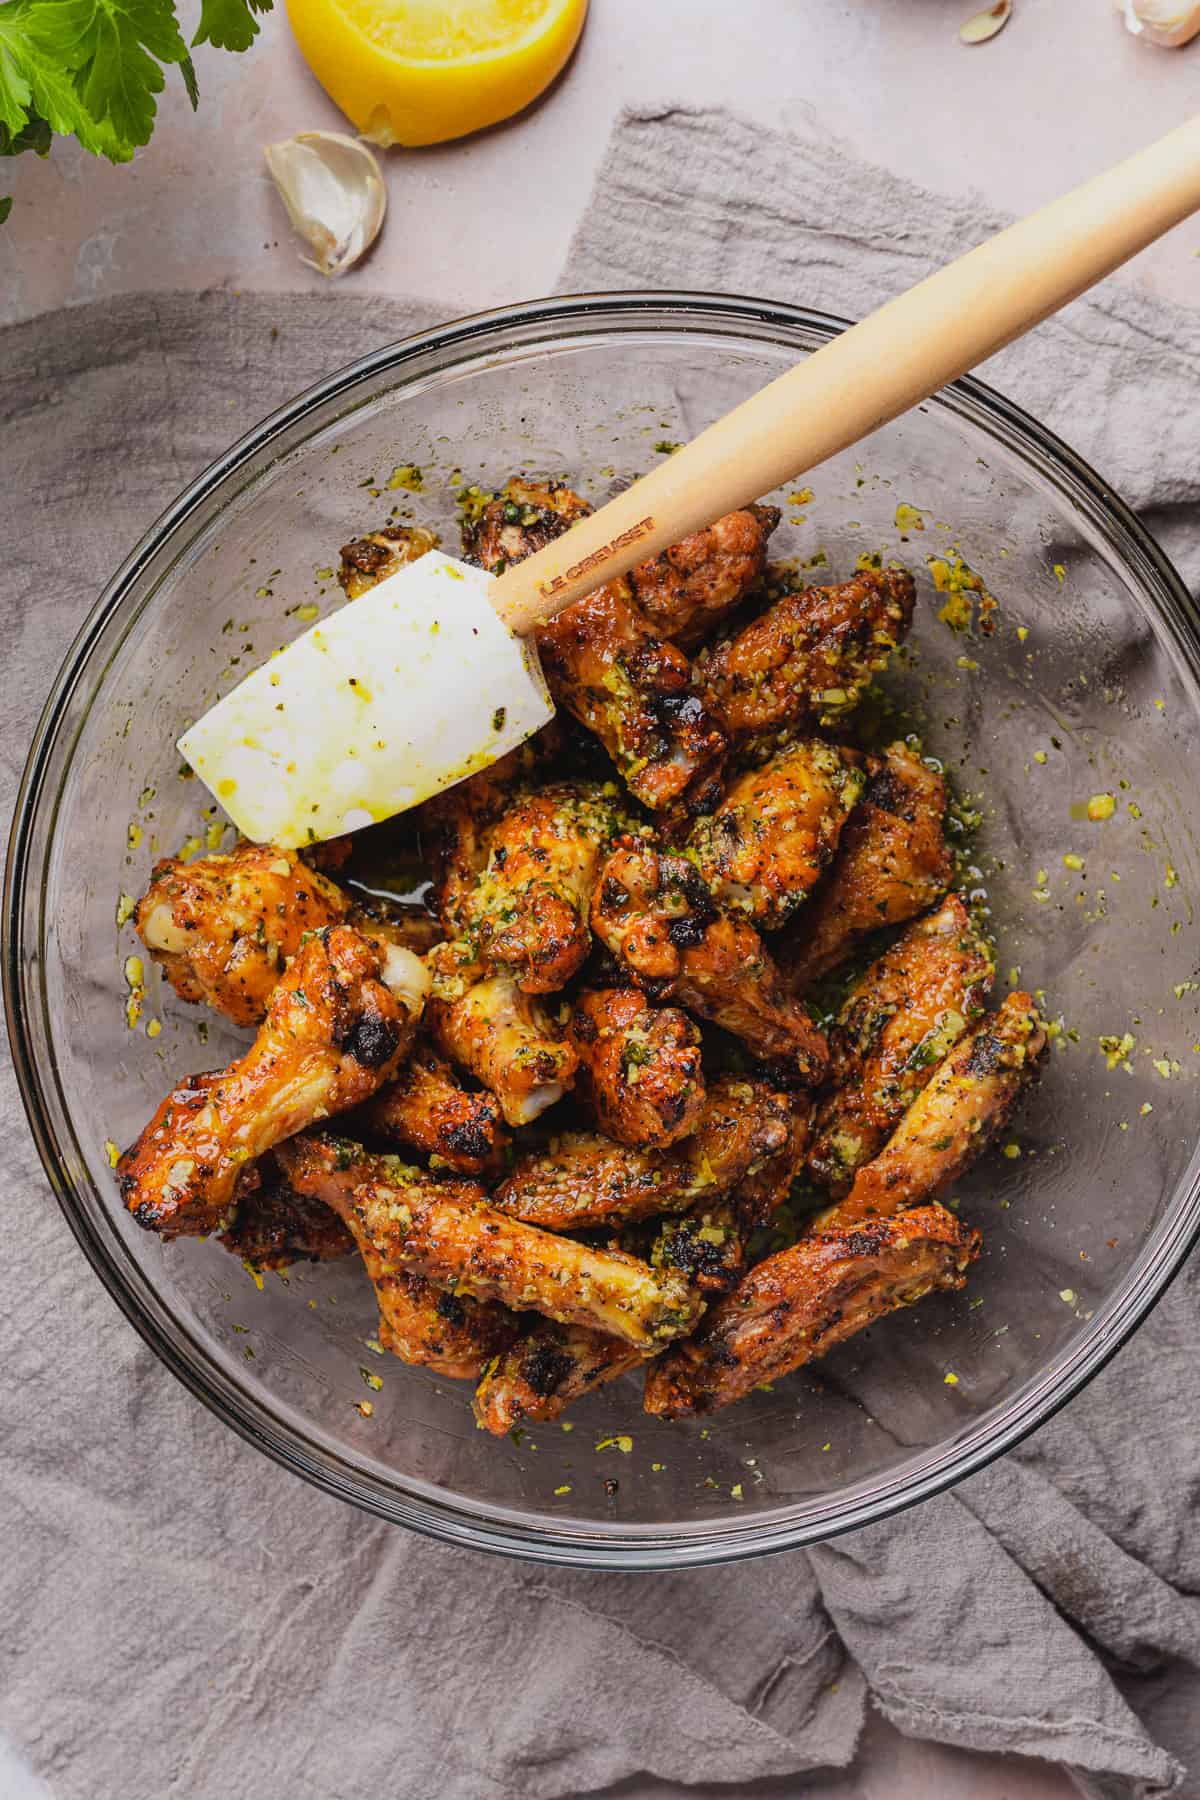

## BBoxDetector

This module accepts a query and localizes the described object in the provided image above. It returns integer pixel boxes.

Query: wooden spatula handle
[492,114,1200,637]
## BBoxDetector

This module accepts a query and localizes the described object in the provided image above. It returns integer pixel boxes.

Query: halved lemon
[285,0,589,148]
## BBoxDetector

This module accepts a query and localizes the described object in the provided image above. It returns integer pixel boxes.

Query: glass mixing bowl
[7,295,1200,1568]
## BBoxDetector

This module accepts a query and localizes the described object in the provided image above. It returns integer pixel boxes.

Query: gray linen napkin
[2,109,1199,1800]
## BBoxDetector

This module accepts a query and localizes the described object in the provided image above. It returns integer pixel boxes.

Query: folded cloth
[2,107,1199,1800]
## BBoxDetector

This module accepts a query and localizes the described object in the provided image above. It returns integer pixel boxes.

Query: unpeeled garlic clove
[1115,0,1200,46]
[263,131,387,277]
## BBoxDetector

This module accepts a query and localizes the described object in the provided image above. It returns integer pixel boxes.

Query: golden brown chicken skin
[568,986,705,1149]
[358,1039,510,1176]
[809,895,995,1195]
[494,1132,694,1232]
[627,504,780,647]
[474,1321,644,1436]
[135,842,352,1028]
[464,478,729,814]
[591,839,828,1080]
[337,523,439,599]
[644,1078,812,1293]
[643,1203,980,1418]
[344,1176,702,1349]
[218,1158,355,1269]
[426,944,578,1127]
[687,740,865,931]
[438,783,626,994]
[816,991,1047,1232]
[275,1133,517,1377]
[783,742,954,991]
[118,925,428,1237]
[695,566,915,749]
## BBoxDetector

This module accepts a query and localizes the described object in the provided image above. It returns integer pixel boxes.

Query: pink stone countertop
[2,3,1196,1795]
[3,0,1198,327]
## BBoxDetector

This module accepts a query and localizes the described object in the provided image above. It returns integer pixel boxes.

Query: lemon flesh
[286,0,589,148]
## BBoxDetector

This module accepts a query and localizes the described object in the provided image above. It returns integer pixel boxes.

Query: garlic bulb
[1115,0,1200,46]
[263,131,386,277]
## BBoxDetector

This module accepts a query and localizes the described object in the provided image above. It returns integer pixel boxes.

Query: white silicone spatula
[181,114,1200,847]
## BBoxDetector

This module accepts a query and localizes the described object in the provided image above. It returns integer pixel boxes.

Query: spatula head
[178,551,553,848]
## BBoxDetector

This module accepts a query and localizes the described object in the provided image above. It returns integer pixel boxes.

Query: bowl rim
[7,288,1200,1570]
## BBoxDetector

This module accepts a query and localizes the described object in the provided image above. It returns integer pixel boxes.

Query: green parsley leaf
[0,193,10,219]
[192,0,271,54]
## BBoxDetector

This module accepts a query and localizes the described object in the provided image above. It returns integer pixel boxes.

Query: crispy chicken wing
[816,991,1047,1231]
[426,944,578,1126]
[644,1077,812,1293]
[696,566,915,749]
[568,986,705,1149]
[119,925,428,1237]
[342,1175,702,1349]
[627,504,780,646]
[591,839,828,1080]
[809,895,995,1195]
[337,523,439,599]
[217,1158,355,1269]
[464,478,728,814]
[643,1203,980,1417]
[275,1133,516,1377]
[782,743,954,991]
[687,739,864,930]
[473,1321,643,1435]
[136,842,352,1027]
[359,1039,509,1176]
[438,783,626,993]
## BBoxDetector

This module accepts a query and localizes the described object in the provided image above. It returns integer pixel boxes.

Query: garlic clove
[959,1,1012,44]
[263,131,387,278]
[1115,0,1200,45]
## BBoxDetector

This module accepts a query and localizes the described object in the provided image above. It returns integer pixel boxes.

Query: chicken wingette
[695,566,915,749]
[135,842,352,1027]
[590,838,828,1081]
[643,1203,981,1417]
[360,1040,509,1176]
[341,1175,702,1349]
[626,503,780,646]
[118,925,428,1237]
[435,782,626,994]
[464,479,728,814]
[474,1322,644,1436]
[426,944,578,1126]
[568,986,705,1149]
[783,742,955,991]
[687,739,864,930]
[275,1133,517,1377]
[808,895,995,1194]
[815,991,1047,1231]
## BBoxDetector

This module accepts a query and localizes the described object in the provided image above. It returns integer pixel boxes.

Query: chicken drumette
[359,1039,510,1176]
[695,566,915,750]
[426,946,578,1127]
[590,838,828,1081]
[568,986,705,1149]
[782,742,954,990]
[643,1204,980,1418]
[626,503,780,646]
[808,894,995,1195]
[686,739,864,931]
[135,842,352,1027]
[119,925,428,1237]
[435,781,627,994]
[463,479,728,814]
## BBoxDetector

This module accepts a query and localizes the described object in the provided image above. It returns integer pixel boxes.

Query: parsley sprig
[0,0,272,218]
